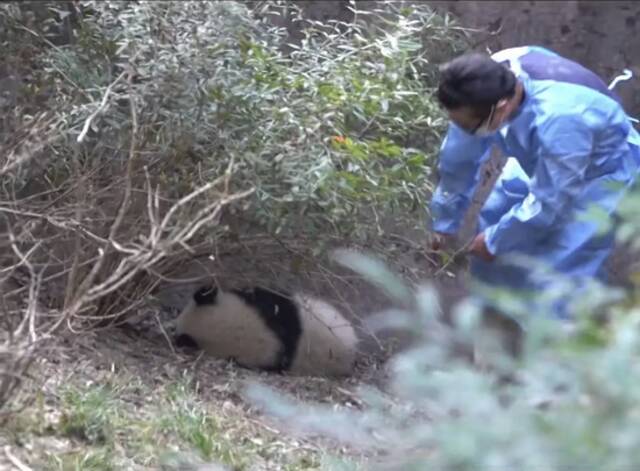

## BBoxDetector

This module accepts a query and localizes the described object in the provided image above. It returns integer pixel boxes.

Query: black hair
[436,52,517,112]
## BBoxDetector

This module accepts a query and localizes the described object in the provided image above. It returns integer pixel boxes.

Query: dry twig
[3,446,33,471]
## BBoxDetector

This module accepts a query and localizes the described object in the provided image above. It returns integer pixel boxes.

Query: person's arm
[430,122,495,234]
[484,114,593,255]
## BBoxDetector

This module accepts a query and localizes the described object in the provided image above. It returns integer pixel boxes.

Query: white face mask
[474,125,494,137]
[472,105,496,137]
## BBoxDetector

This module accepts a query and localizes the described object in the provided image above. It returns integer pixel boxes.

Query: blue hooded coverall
[430,46,640,320]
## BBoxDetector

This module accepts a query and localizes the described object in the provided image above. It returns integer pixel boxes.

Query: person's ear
[494,97,511,124]
[495,97,509,111]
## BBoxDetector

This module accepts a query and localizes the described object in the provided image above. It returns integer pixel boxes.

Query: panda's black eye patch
[193,285,218,306]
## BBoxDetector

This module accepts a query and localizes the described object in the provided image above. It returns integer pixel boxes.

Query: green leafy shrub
[0,0,469,326]
[38,0,468,240]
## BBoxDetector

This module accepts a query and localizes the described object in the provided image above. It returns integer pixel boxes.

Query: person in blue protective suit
[430,45,640,322]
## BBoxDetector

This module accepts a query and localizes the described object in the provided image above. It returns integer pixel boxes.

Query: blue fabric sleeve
[429,123,494,234]
[484,114,593,254]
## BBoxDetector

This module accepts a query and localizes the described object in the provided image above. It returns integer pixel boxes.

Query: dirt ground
[0,316,386,470]
[0,208,467,470]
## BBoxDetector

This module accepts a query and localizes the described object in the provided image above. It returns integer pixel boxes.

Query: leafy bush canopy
[38,0,468,241]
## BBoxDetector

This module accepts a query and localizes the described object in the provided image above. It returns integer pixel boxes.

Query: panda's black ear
[194,285,218,305]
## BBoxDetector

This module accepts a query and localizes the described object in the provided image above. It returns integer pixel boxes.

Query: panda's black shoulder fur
[193,284,303,372]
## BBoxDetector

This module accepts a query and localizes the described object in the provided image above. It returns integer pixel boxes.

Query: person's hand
[468,232,495,262]
[430,232,455,251]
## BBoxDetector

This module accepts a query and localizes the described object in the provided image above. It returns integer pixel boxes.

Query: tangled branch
[0,61,254,415]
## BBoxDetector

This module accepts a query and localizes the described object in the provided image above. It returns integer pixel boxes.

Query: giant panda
[173,284,359,377]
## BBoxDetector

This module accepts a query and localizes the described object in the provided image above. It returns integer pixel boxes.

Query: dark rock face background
[289,1,640,116]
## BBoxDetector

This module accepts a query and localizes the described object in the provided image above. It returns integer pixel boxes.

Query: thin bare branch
[3,446,33,471]
[154,173,229,240]
[173,188,255,243]
[155,311,177,356]
[76,68,129,144]
[109,65,139,241]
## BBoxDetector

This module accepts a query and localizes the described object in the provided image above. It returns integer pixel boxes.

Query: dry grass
[0,321,377,471]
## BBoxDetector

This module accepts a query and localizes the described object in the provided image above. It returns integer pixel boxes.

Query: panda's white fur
[174,285,358,377]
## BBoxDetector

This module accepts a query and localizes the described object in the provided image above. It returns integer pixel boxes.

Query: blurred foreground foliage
[245,200,640,469]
